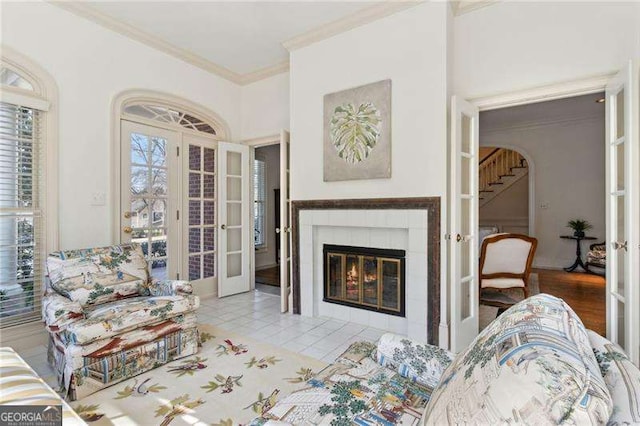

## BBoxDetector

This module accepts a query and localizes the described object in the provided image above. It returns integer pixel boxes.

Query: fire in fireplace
[323,244,405,317]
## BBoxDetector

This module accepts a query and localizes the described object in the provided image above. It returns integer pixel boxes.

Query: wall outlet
[540,202,550,210]
[91,192,106,206]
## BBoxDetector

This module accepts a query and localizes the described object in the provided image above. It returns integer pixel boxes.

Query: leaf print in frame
[330,102,381,164]
[323,79,391,182]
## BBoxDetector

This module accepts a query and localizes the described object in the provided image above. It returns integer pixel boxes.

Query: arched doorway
[112,90,230,298]
[478,146,534,236]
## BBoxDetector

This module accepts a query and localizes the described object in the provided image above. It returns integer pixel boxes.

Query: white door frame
[443,73,612,350]
[244,134,281,294]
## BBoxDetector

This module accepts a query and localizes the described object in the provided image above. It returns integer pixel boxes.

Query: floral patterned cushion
[60,295,200,345]
[376,333,455,389]
[423,294,612,425]
[145,280,193,296]
[47,244,149,306]
[42,292,84,332]
[588,330,640,424]
[252,341,436,425]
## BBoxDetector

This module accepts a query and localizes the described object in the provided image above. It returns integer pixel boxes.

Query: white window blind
[0,101,43,328]
[253,158,266,248]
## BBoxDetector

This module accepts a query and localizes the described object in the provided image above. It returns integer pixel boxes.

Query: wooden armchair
[479,233,538,301]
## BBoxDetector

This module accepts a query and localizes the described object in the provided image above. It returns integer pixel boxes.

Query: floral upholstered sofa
[42,243,200,400]
[251,294,640,425]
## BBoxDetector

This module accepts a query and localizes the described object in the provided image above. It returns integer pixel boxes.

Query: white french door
[218,142,251,297]
[449,95,480,352]
[182,133,218,296]
[120,120,180,280]
[279,130,291,312]
[605,60,639,364]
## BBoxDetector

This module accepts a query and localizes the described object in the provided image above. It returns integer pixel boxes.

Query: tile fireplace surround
[292,198,440,344]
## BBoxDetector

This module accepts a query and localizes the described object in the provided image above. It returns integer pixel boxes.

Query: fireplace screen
[324,244,405,317]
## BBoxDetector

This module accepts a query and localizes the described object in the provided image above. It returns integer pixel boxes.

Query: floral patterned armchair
[42,243,200,400]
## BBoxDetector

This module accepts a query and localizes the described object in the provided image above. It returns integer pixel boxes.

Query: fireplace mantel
[291,197,441,345]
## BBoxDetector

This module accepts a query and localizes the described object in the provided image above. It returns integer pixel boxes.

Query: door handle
[285,227,291,233]
[122,226,132,234]
[276,228,281,234]
[123,211,132,219]
[221,224,226,230]
[613,240,628,251]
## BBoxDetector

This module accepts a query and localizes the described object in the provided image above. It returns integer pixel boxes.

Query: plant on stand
[567,219,593,238]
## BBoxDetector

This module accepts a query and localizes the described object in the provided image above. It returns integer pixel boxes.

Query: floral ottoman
[252,294,640,425]
[250,336,454,425]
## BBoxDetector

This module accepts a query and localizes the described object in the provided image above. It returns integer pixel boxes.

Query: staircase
[479,148,528,207]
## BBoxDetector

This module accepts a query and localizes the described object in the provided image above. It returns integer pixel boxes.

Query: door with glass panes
[183,134,218,296]
[120,120,180,280]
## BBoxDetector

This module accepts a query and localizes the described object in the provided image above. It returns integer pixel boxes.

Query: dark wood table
[560,235,598,272]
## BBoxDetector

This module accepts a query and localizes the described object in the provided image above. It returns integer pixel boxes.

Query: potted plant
[567,219,592,238]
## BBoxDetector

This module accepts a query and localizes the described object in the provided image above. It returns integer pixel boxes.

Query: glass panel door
[217,142,250,297]
[605,61,639,364]
[182,133,217,296]
[121,120,179,280]
[280,130,291,312]
[449,96,479,352]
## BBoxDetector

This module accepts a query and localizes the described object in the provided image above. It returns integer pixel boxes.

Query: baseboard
[256,263,279,271]
[532,262,566,271]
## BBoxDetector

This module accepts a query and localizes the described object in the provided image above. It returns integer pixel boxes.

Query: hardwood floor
[255,266,280,287]
[534,268,606,335]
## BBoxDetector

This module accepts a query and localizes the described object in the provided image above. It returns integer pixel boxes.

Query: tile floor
[20,289,393,390]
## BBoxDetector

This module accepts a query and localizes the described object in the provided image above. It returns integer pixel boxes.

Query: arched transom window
[123,102,220,136]
[0,66,35,91]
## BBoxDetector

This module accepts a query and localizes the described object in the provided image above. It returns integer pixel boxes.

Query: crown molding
[240,61,290,85]
[482,113,604,135]
[50,1,248,84]
[453,0,500,16]
[49,0,493,85]
[470,72,613,111]
[282,1,424,52]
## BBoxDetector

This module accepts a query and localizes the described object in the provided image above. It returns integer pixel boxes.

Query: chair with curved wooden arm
[479,233,538,300]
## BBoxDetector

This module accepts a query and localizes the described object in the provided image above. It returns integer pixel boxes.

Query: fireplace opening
[323,244,405,317]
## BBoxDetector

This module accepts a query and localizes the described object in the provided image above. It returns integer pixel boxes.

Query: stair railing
[479,149,526,195]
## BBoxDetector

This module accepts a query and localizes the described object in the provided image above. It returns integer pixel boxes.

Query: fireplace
[323,244,405,317]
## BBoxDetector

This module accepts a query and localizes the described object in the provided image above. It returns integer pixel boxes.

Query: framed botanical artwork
[323,79,391,182]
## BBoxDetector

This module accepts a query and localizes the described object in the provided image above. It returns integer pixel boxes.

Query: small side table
[560,235,597,272]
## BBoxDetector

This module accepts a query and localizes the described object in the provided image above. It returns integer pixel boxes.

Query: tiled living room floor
[20,290,390,390]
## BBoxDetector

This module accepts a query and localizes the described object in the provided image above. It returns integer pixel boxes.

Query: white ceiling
[480,93,605,133]
[84,1,380,75]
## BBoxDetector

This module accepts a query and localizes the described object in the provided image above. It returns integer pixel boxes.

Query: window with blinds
[0,101,43,328]
[253,158,266,248]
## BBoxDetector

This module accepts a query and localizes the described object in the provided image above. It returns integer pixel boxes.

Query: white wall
[1,1,242,250]
[480,117,605,269]
[240,73,290,141]
[255,144,280,269]
[455,2,640,98]
[290,2,449,201]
